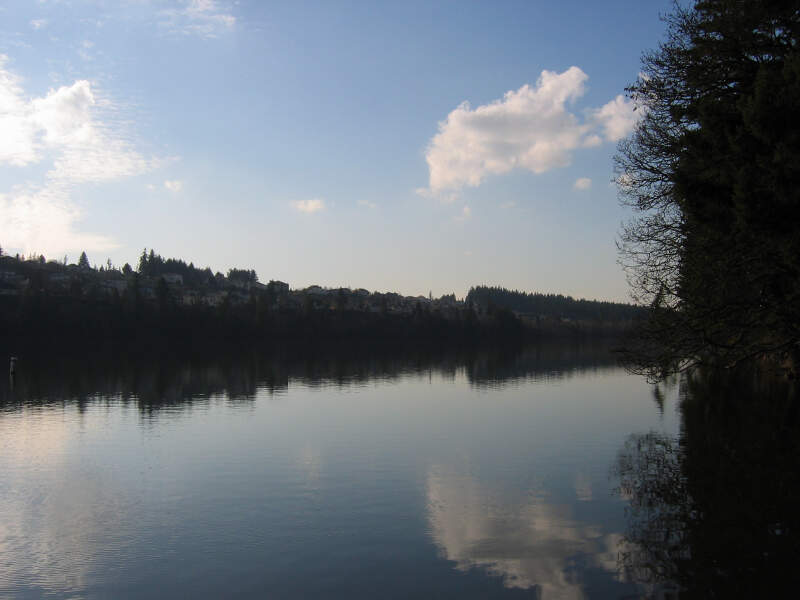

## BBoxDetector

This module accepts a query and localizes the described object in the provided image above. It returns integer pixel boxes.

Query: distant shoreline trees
[466,285,645,323]
[0,250,640,348]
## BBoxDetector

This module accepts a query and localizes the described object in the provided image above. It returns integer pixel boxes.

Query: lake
[1,342,794,598]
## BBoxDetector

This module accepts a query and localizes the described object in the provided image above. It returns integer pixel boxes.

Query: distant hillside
[466,286,646,322]
[0,248,643,346]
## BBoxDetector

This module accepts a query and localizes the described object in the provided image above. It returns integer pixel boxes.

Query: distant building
[182,290,201,306]
[101,280,127,295]
[0,281,19,296]
[203,290,227,307]
[0,270,21,282]
[269,280,290,294]
[161,273,183,286]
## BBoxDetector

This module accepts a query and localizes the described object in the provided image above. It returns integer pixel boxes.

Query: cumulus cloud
[573,177,592,191]
[160,0,236,38]
[357,199,377,209]
[422,67,639,196]
[164,179,183,192]
[291,198,325,214]
[590,95,640,143]
[0,55,157,255]
[29,19,47,30]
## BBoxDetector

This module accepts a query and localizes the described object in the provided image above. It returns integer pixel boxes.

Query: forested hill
[466,286,645,322]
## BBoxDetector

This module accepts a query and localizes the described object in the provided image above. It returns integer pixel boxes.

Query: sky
[0,0,669,302]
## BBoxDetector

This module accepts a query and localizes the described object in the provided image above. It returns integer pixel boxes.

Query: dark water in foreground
[0,343,796,598]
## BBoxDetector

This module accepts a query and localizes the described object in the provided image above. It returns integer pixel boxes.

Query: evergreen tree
[617,0,800,378]
[138,248,148,274]
[78,251,90,270]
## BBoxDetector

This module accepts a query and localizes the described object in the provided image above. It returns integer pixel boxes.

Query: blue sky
[0,1,668,301]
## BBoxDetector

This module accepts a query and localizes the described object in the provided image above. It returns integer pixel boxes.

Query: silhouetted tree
[617,1,800,378]
[228,268,258,284]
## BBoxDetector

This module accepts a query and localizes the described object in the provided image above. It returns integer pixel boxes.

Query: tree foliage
[227,268,258,284]
[617,0,800,378]
[467,285,645,322]
[136,247,214,287]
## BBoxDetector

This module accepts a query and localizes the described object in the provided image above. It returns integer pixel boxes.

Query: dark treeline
[0,250,642,348]
[0,249,525,345]
[135,247,215,286]
[0,291,524,348]
[135,248,256,287]
[466,285,645,322]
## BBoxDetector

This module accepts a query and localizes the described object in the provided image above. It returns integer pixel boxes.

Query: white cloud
[291,198,325,214]
[422,67,639,196]
[590,94,640,143]
[0,184,117,255]
[30,19,47,30]
[573,177,592,191]
[0,55,157,255]
[160,0,236,38]
[357,199,377,209]
[164,179,183,192]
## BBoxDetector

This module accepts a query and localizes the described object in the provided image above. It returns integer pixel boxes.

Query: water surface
[1,343,685,598]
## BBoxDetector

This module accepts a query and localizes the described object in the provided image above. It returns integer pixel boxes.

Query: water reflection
[1,341,619,412]
[615,368,800,598]
[0,341,662,599]
[426,466,630,599]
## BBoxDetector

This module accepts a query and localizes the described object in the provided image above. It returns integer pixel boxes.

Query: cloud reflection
[0,411,132,598]
[426,466,626,598]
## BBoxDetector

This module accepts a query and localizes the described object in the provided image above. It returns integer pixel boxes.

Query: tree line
[466,286,646,322]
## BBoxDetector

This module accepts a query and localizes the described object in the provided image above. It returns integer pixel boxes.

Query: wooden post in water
[9,356,16,376]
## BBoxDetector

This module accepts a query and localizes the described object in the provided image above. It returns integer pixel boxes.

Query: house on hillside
[182,290,201,306]
[101,279,128,295]
[269,280,289,294]
[161,273,183,286]
[203,290,227,307]
[0,281,19,296]
[47,273,71,290]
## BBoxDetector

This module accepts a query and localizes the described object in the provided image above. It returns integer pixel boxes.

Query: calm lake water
[1,343,795,598]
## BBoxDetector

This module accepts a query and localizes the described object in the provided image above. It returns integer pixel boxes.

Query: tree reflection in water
[615,368,800,598]
[0,340,619,413]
